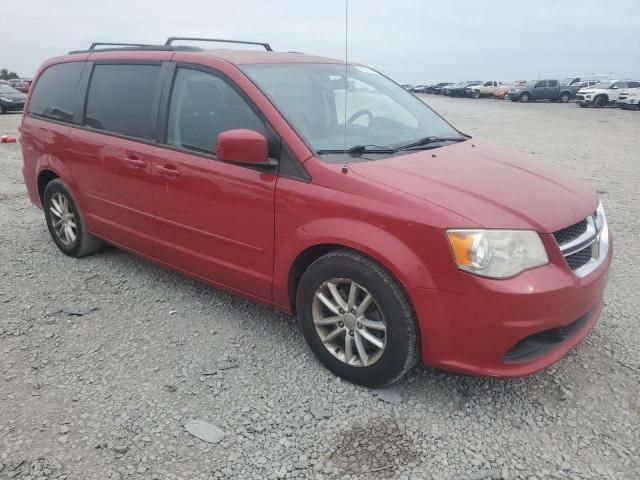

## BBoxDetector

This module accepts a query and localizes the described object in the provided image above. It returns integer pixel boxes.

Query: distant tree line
[0,69,20,80]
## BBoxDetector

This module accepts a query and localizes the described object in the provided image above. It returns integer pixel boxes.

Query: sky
[2,0,639,83]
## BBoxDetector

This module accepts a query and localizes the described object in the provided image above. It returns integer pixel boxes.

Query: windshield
[241,63,461,154]
[591,81,614,89]
[0,85,20,94]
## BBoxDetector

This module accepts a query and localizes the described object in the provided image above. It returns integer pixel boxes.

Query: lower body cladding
[407,235,612,377]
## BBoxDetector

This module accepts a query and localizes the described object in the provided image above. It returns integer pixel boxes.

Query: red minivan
[21,38,612,386]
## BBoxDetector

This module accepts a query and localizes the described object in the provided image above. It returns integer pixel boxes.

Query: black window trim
[81,60,165,144]
[156,61,310,182]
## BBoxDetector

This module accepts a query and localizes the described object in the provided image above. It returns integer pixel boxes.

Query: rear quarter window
[28,62,85,123]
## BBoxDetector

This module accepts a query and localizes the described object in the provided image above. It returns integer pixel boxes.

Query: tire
[593,96,607,108]
[520,93,530,103]
[296,249,419,387]
[472,90,481,99]
[579,104,588,108]
[43,179,103,257]
[559,92,570,103]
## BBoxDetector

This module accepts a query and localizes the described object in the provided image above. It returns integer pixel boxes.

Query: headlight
[585,95,591,98]
[594,200,606,232]
[0,96,13,102]
[446,229,549,279]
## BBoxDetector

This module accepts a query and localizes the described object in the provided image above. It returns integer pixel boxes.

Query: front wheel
[593,96,607,108]
[472,91,481,99]
[559,93,570,103]
[296,250,419,387]
[520,93,530,103]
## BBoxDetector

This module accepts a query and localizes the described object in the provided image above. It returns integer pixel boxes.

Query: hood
[350,141,597,233]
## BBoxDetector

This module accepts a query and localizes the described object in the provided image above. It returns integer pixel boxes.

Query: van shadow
[66,239,581,413]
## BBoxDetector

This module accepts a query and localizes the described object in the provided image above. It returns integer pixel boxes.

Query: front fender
[273,216,441,311]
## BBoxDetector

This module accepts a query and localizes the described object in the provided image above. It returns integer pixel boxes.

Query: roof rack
[89,42,157,50]
[165,37,272,51]
[69,44,202,55]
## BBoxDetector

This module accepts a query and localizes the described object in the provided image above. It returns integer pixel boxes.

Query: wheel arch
[37,169,59,204]
[33,155,82,209]
[281,221,436,316]
[286,242,424,347]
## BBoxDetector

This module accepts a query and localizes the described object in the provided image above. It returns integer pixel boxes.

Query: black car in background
[0,84,27,113]
[427,82,453,94]
[443,81,481,97]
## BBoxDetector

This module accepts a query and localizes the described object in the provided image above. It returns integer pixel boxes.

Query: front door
[532,80,548,100]
[66,62,163,255]
[151,66,277,300]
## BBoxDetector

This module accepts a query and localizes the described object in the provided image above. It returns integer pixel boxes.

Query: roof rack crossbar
[165,37,272,51]
[89,42,158,50]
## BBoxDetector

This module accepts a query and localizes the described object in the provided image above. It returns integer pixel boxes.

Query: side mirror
[216,129,269,165]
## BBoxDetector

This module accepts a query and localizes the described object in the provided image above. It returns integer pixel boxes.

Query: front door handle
[156,165,182,178]
[122,155,146,169]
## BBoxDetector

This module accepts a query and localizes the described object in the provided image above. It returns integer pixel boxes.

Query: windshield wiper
[316,144,398,155]
[396,136,468,150]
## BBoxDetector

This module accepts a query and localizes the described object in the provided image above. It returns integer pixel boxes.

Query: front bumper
[0,101,25,112]
[408,231,612,377]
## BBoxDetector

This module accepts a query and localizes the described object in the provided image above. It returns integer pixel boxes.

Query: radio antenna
[343,0,349,157]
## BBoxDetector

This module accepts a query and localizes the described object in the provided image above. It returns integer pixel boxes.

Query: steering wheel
[347,109,373,126]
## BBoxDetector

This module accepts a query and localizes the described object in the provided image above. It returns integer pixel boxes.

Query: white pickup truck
[467,81,503,98]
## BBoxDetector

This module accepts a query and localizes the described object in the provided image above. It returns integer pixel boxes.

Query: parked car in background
[21,38,612,386]
[467,81,502,98]
[576,80,599,89]
[444,81,481,97]
[508,79,577,103]
[8,79,32,93]
[615,87,640,110]
[575,80,640,107]
[0,83,27,113]
[399,83,414,91]
[411,85,428,93]
[428,82,453,94]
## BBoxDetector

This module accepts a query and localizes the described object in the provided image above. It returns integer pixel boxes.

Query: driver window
[535,81,546,88]
[333,77,418,128]
[167,68,265,155]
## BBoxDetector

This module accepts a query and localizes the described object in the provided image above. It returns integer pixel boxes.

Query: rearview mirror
[216,129,268,165]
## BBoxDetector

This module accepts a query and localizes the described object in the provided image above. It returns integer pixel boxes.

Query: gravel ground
[1,97,639,480]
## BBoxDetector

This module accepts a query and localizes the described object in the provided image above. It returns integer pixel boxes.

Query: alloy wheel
[312,278,387,367]
[49,192,77,246]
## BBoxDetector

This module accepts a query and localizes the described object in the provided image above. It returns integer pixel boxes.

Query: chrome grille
[553,220,587,245]
[553,207,609,277]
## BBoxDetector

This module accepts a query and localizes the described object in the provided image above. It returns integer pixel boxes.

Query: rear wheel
[43,179,103,257]
[296,250,419,387]
[520,93,530,103]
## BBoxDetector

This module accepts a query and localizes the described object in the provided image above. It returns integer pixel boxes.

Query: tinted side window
[167,68,265,155]
[534,81,547,88]
[28,62,84,123]
[85,64,161,140]
[548,80,558,87]
[629,81,640,88]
